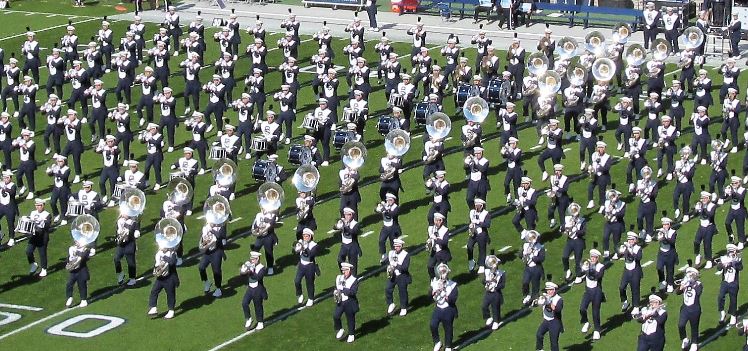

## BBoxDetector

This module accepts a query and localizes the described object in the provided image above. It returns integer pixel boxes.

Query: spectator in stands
[365,0,380,32]
[473,0,493,23]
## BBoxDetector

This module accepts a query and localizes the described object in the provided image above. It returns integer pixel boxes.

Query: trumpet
[241,261,256,275]
[333,218,346,231]
[631,304,665,320]
[293,240,308,254]
[532,293,550,307]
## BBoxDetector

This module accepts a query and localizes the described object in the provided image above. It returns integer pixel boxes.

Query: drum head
[265,164,278,182]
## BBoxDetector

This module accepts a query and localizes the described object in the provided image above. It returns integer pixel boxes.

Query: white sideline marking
[229,216,243,223]
[0,304,42,311]
[25,13,34,16]
[499,245,512,252]
[641,260,654,268]
[361,230,374,237]
[678,264,689,272]
[46,14,57,18]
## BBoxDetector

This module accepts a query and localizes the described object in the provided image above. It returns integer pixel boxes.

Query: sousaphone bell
[556,36,578,60]
[119,187,146,217]
[384,129,411,157]
[155,217,183,249]
[625,44,646,67]
[566,61,587,86]
[204,195,231,225]
[213,158,238,187]
[584,31,606,57]
[611,22,632,44]
[652,38,671,61]
[526,52,549,76]
[292,165,320,193]
[462,96,489,123]
[71,214,100,246]
[680,26,704,50]
[537,70,562,95]
[591,57,616,82]
[258,182,285,211]
[341,141,367,170]
[167,177,193,206]
[426,112,452,140]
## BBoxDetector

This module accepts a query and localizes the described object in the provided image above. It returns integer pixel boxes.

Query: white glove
[89,248,96,257]
[134,230,140,239]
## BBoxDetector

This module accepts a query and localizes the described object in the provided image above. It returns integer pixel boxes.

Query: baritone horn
[385,129,411,156]
[538,70,562,95]
[71,214,100,246]
[426,112,452,140]
[612,22,631,44]
[592,57,616,82]
[625,44,646,67]
[155,218,183,249]
[462,96,489,123]
[204,195,231,225]
[527,52,549,75]
[258,182,285,211]
[568,202,581,217]
[680,26,704,50]
[652,38,671,61]
[556,36,578,59]
[566,62,587,86]
[119,187,146,217]
[292,164,320,193]
[213,158,238,187]
[341,141,367,170]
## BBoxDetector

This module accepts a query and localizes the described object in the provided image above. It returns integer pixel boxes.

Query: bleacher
[302,0,364,11]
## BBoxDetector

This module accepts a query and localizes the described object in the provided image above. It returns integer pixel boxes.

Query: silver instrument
[426,112,452,140]
[258,182,284,211]
[66,215,100,271]
[292,165,320,193]
[341,141,367,170]
[204,195,231,225]
[214,159,238,187]
[167,177,193,207]
[118,188,146,217]
[462,96,489,124]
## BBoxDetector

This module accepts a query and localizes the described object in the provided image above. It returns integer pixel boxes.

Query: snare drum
[377,116,400,136]
[170,171,184,180]
[112,182,127,200]
[388,93,404,107]
[302,114,320,131]
[14,216,34,234]
[288,144,312,165]
[210,145,227,160]
[414,102,430,125]
[455,84,471,107]
[342,108,358,123]
[66,200,85,217]
[252,160,278,181]
[486,78,503,104]
[251,138,268,152]
[333,131,354,150]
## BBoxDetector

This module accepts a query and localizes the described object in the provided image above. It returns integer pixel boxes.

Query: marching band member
[214,27,233,58]
[311,50,332,97]
[709,140,729,204]
[656,116,677,179]
[233,93,254,160]
[160,201,185,265]
[203,74,227,134]
[95,135,120,207]
[406,19,427,58]
[313,25,333,60]
[385,238,411,316]
[426,170,451,225]
[148,41,170,89]
[45,48,65,99]
[273,84,295,145]
[513,177,538,232]
[219,125,240,162]
[498,102,518,145]
[547,164,570,228]
[480,254,505,331]
[425,65,446,103]
[16,76,38,131]
[663,7,680,53]
[130,16,146,62]
[677,267,702,351]
[679,49,696,96]
[2,57,20,114]
[690,106,711,164]
[26,199,51,277]
[381,52,400,100]
[65,232,95,308]
[83,40,104,80]
[578,109,599,171]
[480,47,500,85]
[587,141,612,210]
[538,27,555,69]
[251,208,278,275]
[278,31,299,61]
[295,189,317,240]
[247,38,268,75]
[333,262,359,343]
[502,137,523,202]
[430,263,457,351]
[376,193,400,262]
[394,74,416,129]
[455,57,473,86]
[673,146,696,221]
[634,294,668,351]
[208,172,235,201]
[465,146,489,209]
[41,94,63,156]
[560,202,586,280]
[118,160,146,190]
[112,51,135,104]
[111,102,133,164]
[462,119,483,157]
[294,228,320,307]
[535,282,564,351]
[215,51,236,103]
[537,119,564,181]
[61,25,79,65]
[344,16,365,48]
[729,14,742,58]
[226,12,241,58]
[521,230,545,305]
[165,7,182,56]
[601,189,626,259]
[13,128,36,200]
[114,212,140,286]
[637,166,659,242]
[153,27,171,59]
[199,221,227,298]
[411,47,432,92]
[467,198,491,272]
[305,134,323,166]
[717,244,742,326]
[642,2,660,49]
[380,152,402,200]
[471,29,492,71]
[84,79,107,142]
[423,135,445,180]
[148,243,179,319]
[311,99,334,166]
[562,83,585,134]
[0,112,11,168]
[72,181,102,219]
[693,69,712,111]
[619,232,643,314]
[62,109,84,184]
[643,92,663,142]
[280,12,301,42]
[21,31,40,83]
[142,123,165,191]
[590,81,610,128]
[152,88,175,153]
[185,111,208,171]
[622,66,641,115]
[657,217,678,293]
[241,251,267,330]
[693,191,717,269]
[336,208,361,276]
[171,147,199,189]
[98,21,114,71]
[440,37,460,88]
[579,249,605,340]
[719,58,740,102]
[666,80,686,132]
[339,162,361,216]
[48,154,71,224]
[427,212,451,279]
[507,37,525,97]
[721,88,740,153]
[725,176,747,247]
[0,170,16,246]
[347,90,369,138]
[180,52,201,116]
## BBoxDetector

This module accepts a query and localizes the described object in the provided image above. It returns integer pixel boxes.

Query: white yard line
[641,260,654,268]
[0,18,101,43]
[361,230,374,237]
[529,144,544,151]
[498,245,512,252]
[327,229,336,234]
[0,304,43,311]
[400,234,408,239]
[229,216,243,223]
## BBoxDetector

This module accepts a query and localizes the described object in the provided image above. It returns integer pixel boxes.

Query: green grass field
[0,2,746,351]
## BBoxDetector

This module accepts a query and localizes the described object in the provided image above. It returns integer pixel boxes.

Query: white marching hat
[341,262,354,270]
[661,217,672,224]
[1,170,12,177]
[34,198,45,205]
[343,207,355,215]
[386,193,396,200]
[627,232,639,240]
[250,251,262,259]
[393,238,405,246]
[545,282,558,290]
[521,176,532,183]
[590,249,602,257]
[649,294,662,303]
[433,212,445,220]
[435,170,446,177]
[474,198,485,205]
[553,164,564,171]
[700,191,711,198]
[596,141,607,148]
[302,228,314,236]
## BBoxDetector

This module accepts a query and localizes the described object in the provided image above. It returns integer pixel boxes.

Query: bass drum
[377,116,400,136]
[288,144,312,165]
[486,78,504,104]
[333,131,354,150]
[252,160,278,182]
[455,84,471,107]
[414,102,430,125]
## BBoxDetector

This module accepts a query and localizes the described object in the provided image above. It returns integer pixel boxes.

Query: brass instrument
[342,141,367,170]
[426,112,452,140]
[198,225,218,252]
[631,304,666,320]
[584,31,606,57]
[384,129,411,157]
[204,195,231,225]
[293,239,308,254]
[652,38,670,61]
[556,37,578,60]
[251,215,272,237]
[538,71,562,95]
[386,251,398,279]
[67,214,100,271]
[339,172,355,193]
[527,52,549,76]
[333,274,345,304]
[119,188,146,218]
[293,165,320,193]
[463,96,489,124]
[680,26,705,50]
[532,293,550,307]
[612,23,632,44]
[566,62,587,86]
[625,44,646,67]
[258,182,284,212]
[591,58,616,82]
